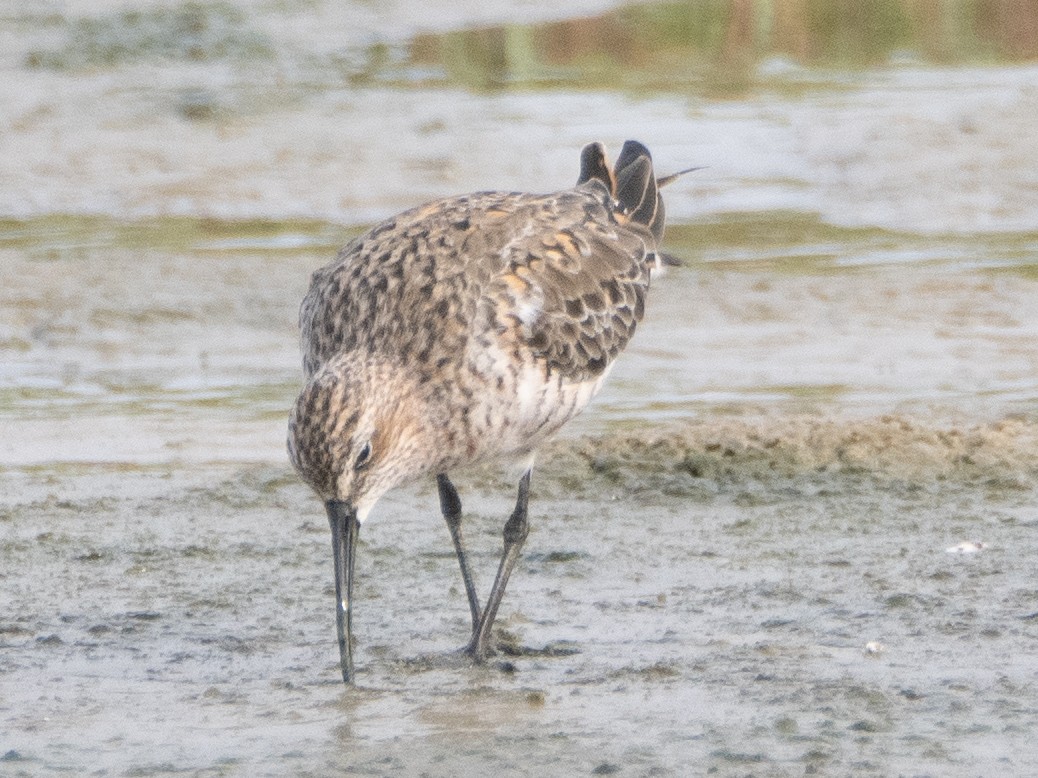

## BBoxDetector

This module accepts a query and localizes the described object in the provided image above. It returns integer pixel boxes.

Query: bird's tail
[578,140,700,244]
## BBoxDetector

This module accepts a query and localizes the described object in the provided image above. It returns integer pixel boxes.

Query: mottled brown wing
[298,192,525,378]
[490,185,654,382]
[301,180,655,385]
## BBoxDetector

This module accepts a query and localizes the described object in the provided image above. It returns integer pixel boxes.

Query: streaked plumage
[288,140,683,683]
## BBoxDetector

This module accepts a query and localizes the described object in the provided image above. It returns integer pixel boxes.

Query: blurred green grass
[405,0,1038,94]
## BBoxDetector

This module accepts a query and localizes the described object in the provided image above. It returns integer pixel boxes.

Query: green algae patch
[24,3,274,70]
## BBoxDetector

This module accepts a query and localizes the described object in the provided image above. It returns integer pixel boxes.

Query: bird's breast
[436,341,610,464]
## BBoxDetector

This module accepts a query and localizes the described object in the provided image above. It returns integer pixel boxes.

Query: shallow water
[2,1,1038,776]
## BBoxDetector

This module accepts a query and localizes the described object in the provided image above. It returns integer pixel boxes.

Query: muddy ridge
[535,414,1038,493]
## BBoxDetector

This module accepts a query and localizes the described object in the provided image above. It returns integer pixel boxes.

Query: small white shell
[945,541,987,554]
[864,640,886,656]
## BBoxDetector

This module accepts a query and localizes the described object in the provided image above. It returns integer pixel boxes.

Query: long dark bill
[326,499,360,684]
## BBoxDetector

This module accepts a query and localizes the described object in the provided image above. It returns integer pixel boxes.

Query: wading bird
[288,140,690,683]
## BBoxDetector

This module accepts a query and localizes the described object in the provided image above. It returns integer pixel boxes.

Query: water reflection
[405,0,1038,93]
[21,0,1038,95]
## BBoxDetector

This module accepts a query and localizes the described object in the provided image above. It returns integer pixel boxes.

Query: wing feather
[300,142,662,385]
[490,188,653,381]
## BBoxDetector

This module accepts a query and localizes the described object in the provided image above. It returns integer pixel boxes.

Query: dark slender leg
[467,469,531,661]
[437,474,482,634]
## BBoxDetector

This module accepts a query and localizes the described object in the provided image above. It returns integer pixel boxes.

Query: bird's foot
[460,630,580,662]
[460,638,495,663]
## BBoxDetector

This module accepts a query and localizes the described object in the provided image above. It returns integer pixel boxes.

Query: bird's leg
[467,469,531,661]
[437,474,482,635]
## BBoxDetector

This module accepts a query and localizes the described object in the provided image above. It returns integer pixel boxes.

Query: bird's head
[288,352,434,520]
[287,352,437,683]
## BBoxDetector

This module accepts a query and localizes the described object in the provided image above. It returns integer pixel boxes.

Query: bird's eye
[354,441,372,470]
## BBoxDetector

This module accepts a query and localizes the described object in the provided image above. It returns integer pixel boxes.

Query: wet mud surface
[3,236,1037,773]
[3,452,1037,776]
[3,1,1038,775]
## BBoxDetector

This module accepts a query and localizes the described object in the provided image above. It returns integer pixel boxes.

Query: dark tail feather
[577,142,616,195]
[613,139,652,177]
[614,140,665,243]
[578,140,700,245]
[658,166,706,187]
